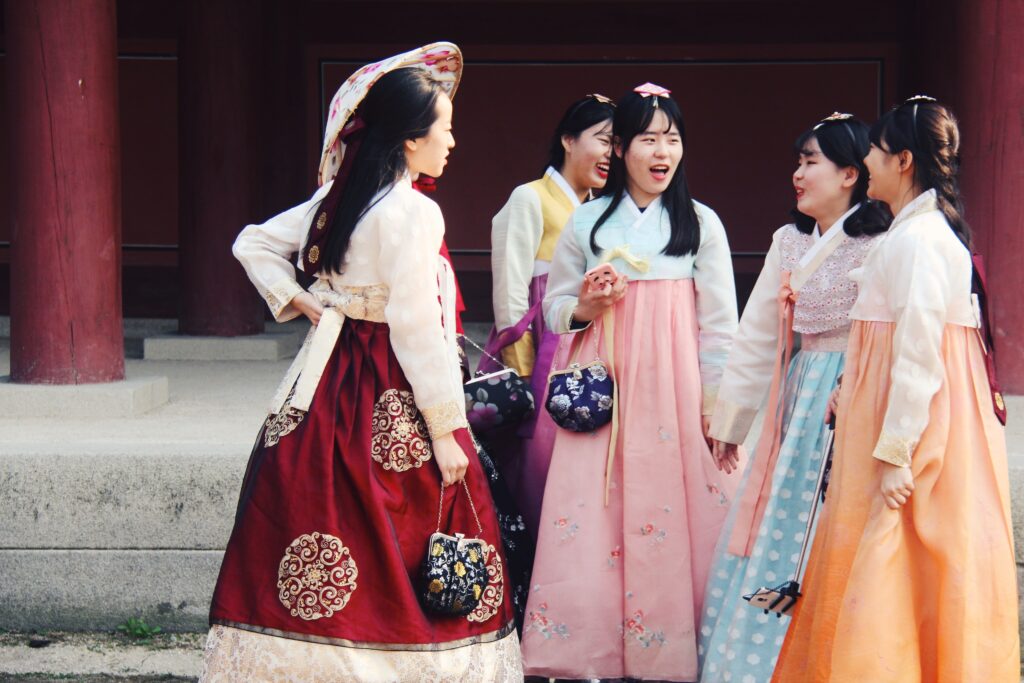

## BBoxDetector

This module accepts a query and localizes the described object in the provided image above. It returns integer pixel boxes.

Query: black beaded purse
[422,479,488,616]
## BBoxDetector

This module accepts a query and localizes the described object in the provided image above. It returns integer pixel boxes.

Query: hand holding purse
[422,478,489,616]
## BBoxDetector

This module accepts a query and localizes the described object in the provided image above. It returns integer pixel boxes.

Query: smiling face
[792,135,858,223]
[404,93,454,178]
[618,109,683,207]
[562,119,613,191]
[863,139,910,207]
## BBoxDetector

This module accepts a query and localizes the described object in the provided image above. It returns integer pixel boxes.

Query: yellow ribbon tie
[600,244,650,274]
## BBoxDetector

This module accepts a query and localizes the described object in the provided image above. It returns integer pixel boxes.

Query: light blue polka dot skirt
[698,350,844,683]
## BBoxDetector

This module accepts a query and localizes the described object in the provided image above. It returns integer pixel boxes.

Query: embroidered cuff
[872,431,914,467]
[708,397,758,444]
[500,332,535,377]
[422,400,468,439]
[263,278,305,321]
[701,385,720,417]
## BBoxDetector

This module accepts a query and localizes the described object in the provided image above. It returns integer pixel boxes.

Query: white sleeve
[871,229,962,467]
[232,183,330,322]
[380,196,468,440]
[491,185,543,331]
[543,215,589,334]
[710,234,783,443]
[693,206,739,415]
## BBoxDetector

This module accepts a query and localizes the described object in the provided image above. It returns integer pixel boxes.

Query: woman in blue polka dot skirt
[697,114,891,682]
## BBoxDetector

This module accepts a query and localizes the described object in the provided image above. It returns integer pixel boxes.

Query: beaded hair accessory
[904,95,938,147]
[633,82,671,107]
[813,111,856,142]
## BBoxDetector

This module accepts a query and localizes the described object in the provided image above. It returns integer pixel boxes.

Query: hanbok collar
[621,192,664,229]
[545,166,583,208]
[800,203,859,268]
[889,188,938,232]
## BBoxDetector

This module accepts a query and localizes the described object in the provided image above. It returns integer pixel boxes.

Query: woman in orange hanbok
[772,97,1019,682]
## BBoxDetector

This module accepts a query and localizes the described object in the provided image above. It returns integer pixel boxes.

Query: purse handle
[563,307,612,367]
[463,335,512,375]
[435,478,484,536]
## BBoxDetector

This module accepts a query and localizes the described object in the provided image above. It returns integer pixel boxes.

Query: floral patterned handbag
[462,337,535,434]
[422,479,489,616]
[545,309,616,433]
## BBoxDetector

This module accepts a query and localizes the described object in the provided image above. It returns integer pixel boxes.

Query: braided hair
[869,96,970,249]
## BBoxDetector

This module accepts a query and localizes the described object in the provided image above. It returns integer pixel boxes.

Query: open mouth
[650,164,670,182]
[794,187,805,200]
[595,162,610,179]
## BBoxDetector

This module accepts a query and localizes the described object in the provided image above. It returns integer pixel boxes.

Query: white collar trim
[545,167,582,208]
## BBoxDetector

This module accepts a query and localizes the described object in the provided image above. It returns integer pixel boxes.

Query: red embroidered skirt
[209,318,515,648]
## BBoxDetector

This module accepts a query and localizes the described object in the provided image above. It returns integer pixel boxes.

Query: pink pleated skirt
[521,279,741,681]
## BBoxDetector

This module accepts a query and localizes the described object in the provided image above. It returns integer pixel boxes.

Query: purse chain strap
[435,478,484,536]
[463,335,512,375]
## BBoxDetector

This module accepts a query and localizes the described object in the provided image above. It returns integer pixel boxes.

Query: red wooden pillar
[177,0,264,336]
[955,0,1024,392]
[6,0,124,384]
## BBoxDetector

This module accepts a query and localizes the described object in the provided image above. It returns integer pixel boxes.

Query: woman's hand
[292,291,324,325]
[823,375,842,425]
[573,274,629,323]
[823,384,841,425]
[432,432,469,485]
[712,439,740,474]
[880,462,914,509]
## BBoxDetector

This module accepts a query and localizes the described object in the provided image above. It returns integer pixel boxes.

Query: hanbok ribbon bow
[633,82,671,106]
[600,244,650,274]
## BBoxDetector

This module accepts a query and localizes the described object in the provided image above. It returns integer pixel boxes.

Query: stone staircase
[2,321,1023,644]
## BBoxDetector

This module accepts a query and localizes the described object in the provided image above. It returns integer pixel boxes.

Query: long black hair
[545,95,615,173]
[321,68,445,274]
[792,117,891,236]
[869,97,970,249]
[590,90,700,257]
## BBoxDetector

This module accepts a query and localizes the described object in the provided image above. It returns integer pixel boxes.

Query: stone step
[2,401,1022,634]
[0,631,203,680]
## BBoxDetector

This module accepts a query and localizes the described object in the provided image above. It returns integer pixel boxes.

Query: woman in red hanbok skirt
[200,43,521,682]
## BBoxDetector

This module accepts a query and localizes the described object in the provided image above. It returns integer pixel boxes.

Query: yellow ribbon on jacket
[600,244,650,274]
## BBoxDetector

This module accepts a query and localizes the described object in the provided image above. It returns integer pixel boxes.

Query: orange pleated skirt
[772,320,1019,682]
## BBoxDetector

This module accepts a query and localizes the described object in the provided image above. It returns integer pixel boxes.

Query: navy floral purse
[545,310,616,433]
[422,479,488,616]
[462,337,535,434]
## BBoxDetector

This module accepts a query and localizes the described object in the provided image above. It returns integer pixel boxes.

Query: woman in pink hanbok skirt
[521,84,741,682]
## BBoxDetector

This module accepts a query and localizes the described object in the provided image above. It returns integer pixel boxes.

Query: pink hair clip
[633,82,671,107]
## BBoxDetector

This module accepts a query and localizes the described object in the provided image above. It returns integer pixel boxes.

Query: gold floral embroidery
[277,532,358,621]
[316,212,327,230]
[264,406,306,447]
[371,389,432,472]
[421,400,467,439]
[262,278,303,318]
[467,543,503,623]
[872,431,915,467]
[308,245,320,263]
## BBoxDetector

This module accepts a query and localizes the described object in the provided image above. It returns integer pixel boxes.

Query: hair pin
[633,82,671,108]
[587,93,615,106]
[904,94,937,105]
[813,112,854,130]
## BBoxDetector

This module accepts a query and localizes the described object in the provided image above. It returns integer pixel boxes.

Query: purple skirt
[480,273,564,540]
